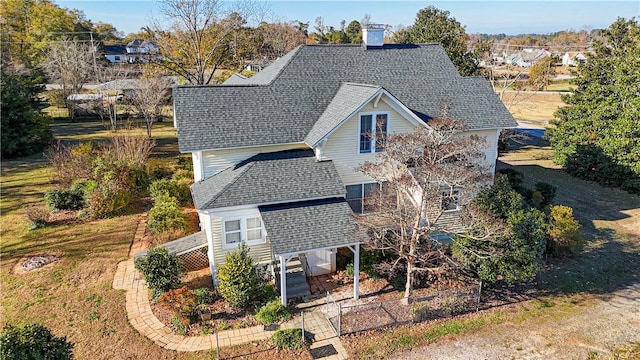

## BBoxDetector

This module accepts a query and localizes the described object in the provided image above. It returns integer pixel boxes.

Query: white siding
[322,95,419,185]
[201,143,307,179]
[469,128,500,175]
[209,208,272,267]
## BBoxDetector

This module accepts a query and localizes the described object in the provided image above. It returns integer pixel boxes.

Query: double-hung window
[223,216,264,248]
[359,113,388,153]
[440,188,461,211]
[346,183,381,214]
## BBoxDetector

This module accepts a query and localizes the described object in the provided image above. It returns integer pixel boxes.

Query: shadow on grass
[487,155,640,307]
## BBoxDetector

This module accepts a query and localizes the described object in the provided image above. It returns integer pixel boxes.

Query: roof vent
[362,24,385,48]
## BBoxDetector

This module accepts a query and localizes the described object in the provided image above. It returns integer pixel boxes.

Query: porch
[259,198,366,305]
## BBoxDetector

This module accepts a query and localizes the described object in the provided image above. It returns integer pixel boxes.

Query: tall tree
[528,55,556,90]
[1,69,53,158]
[42,38,95,122]
[152,0,262,85]
[345,20,362,44]
[394,6,479,76]
[355,117,503,300]
[256,21,307,60]
[546,17,640,193]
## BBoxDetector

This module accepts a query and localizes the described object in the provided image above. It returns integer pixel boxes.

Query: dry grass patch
[501,92,565,122]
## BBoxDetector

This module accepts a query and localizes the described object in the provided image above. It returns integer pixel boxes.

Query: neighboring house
[562,51,588,66]
[125,39,160,63]
[244,60,272,72]
[173,28,517,304]
[505,49,551,68]
[103,45,128,63]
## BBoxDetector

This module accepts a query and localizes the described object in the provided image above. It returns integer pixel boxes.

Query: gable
[305,83,426,148]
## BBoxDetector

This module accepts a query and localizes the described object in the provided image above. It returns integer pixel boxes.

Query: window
[114,55,121,61]
[441,188,460,211]
[359,113,388,153]
[223,216,264,248]
[346,183,380,214]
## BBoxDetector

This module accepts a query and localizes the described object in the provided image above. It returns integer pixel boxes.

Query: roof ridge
[342,82,382,89]
[206,162,254,207]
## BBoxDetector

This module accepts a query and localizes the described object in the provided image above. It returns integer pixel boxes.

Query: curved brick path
[112,215,348,358]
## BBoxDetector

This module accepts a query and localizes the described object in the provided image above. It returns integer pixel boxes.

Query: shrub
[23,204,49,229]
[547,205,583,256]
[44,185,86,211]
[217,244,266,308]
[0,323,74,360]
[147,194,189,235]
[255,299,292,325]
[527,181,557,210]
[193,287,214,305]
[134,247,184,297]
[149,179,191,206]
[160,286,197,323]
[474,174,524,219]
[270,328,312,350]
[87,182,131,219]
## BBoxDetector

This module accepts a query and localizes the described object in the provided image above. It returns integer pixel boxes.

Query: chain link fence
[325,282,482,336]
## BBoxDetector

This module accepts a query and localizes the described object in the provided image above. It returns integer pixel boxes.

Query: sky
[56,0,640,36]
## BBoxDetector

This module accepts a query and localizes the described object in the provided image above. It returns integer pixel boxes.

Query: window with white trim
[359,112,388,153]
[346,183,381,214]
[441,188,461,211]
[223,216,264,248]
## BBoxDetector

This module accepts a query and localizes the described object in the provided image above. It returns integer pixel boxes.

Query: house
[125,39,160,63]
[172,27,517,305]
[562,51,587,66]
[505,49,551,68]
[103,45,128,63]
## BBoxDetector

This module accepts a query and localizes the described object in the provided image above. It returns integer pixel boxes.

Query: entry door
[307,250,335,276]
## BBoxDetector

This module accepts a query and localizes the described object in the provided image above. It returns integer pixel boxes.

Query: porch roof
[133,231,207,260]
[259,198,364,256]
[191,149,345,210]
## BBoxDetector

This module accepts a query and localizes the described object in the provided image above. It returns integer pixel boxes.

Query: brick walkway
[112,215,348,358]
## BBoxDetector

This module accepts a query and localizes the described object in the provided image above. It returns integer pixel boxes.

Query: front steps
[275,257,311,299]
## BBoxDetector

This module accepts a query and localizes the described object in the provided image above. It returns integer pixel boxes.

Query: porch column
[353,243,360,300]
[279,255,287,305]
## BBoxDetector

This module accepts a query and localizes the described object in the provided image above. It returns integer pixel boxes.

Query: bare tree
[131,66,172,138]
[93,63,129,131]
[152,0,265,85]
[256,21,307,60]
[355,116,504,301]
[42,38,95,122]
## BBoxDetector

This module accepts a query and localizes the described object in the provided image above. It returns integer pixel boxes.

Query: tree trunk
[403,260,413,304]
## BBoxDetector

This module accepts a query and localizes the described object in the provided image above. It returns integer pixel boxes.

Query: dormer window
[359,112,388,153]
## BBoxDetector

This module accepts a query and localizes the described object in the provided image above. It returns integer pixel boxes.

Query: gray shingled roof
[133,231,207,260]
[305,83,382,147]
[190,150,345,210]
[259,198,360,256]
[175,43,517,152]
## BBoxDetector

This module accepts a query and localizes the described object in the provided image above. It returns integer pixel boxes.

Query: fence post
[301,311,305,344]
[215,331,220,360]
[337,303,342,337]
[476,281,482,312]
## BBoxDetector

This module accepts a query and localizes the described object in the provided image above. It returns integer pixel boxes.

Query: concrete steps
[276,257,311,299]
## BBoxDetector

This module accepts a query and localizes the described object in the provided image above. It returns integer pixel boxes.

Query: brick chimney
[362,24,385,48]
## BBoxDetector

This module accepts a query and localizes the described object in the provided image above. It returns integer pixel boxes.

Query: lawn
[500,91,565,123]
[0,119,210,359]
